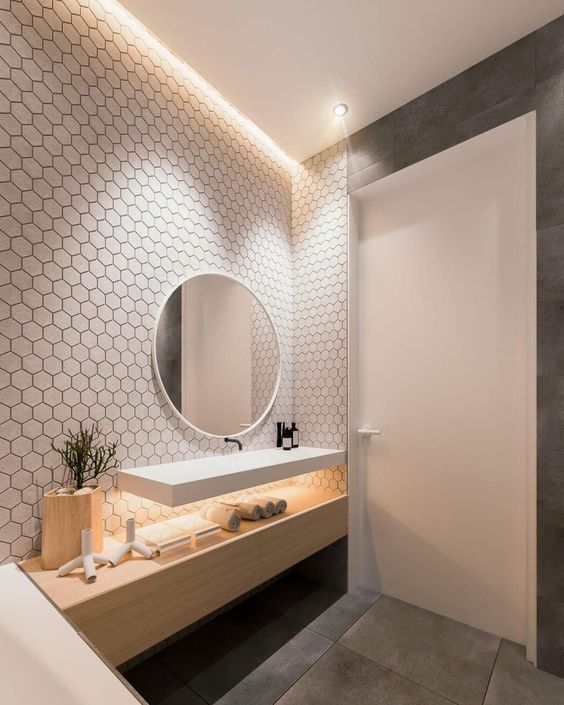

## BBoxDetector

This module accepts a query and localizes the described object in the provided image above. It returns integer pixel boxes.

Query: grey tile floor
[123,576,564,705]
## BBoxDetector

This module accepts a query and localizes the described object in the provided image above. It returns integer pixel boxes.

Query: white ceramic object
[118,446,346,507]
[109,518,155,566]
[57,529,110,583]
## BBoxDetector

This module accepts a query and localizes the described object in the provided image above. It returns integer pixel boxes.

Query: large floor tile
[308,585,381,641]
[254,574,344,629]
[339,595,500,705]
[160,685,206,705]
[215,627,331,705]
[484,640,564,705]
[276,643,451,705]
[160,600,302,703]
[124,658,185,704]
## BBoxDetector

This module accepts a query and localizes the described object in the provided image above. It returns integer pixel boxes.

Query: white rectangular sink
[118,446,347,507]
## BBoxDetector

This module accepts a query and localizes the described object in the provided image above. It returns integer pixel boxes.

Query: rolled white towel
[200,503,241,532]
[237,494,275,518]
[254,495,287,514]
[222,500,261,521]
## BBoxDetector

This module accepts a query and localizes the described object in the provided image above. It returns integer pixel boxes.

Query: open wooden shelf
[21,485,347,666]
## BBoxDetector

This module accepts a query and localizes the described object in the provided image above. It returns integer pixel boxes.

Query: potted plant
[41,423,118,570]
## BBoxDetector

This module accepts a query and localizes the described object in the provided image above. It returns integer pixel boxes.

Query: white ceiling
[119,0,564,162]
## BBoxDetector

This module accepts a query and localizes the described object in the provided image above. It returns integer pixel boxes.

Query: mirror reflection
[154,274,280,437]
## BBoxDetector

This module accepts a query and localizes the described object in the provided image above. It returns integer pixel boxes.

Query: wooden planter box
[41,486,103,569]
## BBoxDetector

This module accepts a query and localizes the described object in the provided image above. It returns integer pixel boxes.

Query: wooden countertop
[21,486,346,612]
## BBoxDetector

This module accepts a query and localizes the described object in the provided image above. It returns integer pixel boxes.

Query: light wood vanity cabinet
[67,530,265,664]
[21,487,347,666]
[261,497,348,583]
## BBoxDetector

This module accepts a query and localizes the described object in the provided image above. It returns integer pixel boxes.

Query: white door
[350,115,536,646]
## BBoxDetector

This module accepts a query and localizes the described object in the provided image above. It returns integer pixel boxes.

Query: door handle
[357,428,382,436]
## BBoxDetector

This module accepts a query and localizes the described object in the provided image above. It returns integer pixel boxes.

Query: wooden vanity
[21,485,347,666]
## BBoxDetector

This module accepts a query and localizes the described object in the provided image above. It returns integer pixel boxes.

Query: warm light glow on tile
[113,470,346,534]
[99,0,298,171]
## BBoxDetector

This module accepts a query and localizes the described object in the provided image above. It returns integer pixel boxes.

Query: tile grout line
[137,590,499,705]
[304,591,384,641]
[208,590,384,704]
[247,590,386,704]
[139,589,384,705]
[271,590,383,642]
[253,592,383,642]
[336,594,505,705]
[273,593,395,705]
[480,638,503,705]
[270,629,335,705]
[151,597,299,702]
[154,652,211,705]
[336,641,462,705]
[153,607,320,704]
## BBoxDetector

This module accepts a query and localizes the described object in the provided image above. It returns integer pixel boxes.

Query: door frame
[347,112,537,662]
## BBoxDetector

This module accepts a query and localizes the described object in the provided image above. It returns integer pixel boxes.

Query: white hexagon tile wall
[0,0,348,563]
[292,142,348,494]
[292,143,348,447]
[250,296,279,422]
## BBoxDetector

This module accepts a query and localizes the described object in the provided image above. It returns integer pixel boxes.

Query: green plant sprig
[51,423,118,490]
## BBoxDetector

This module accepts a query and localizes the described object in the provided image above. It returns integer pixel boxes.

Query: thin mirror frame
[152,271,282,439]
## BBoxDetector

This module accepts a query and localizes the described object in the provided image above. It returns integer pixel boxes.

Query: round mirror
[153,273,281,438]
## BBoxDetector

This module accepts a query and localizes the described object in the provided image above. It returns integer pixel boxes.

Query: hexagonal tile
[0,0,347,564]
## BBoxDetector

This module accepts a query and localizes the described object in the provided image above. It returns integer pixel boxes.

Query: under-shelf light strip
[100,0,298,171]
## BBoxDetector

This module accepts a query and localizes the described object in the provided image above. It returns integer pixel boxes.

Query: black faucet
[225,437,242,451]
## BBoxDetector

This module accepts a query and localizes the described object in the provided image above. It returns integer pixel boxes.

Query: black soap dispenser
[291,422,299,448]
[282,423,293,451]
[276,422,285,448]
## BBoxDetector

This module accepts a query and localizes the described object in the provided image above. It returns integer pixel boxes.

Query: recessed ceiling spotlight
[332,103,349,118]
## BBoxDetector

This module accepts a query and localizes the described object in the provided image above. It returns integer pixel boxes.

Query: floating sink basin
[117,446,347,507]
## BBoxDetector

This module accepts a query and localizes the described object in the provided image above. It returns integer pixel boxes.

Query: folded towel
[221,500,261,521]
[237,494,275,518]
[254,495,288,515]
[200,503,241,532]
